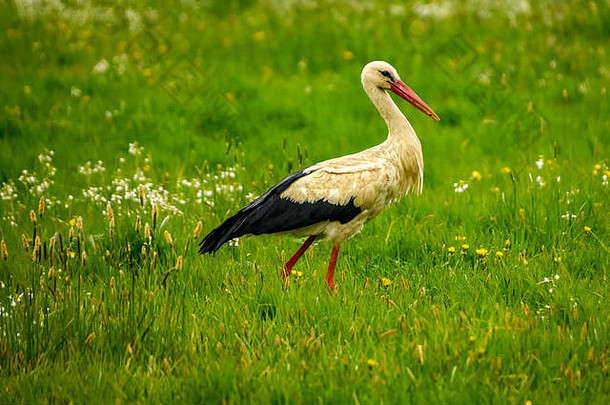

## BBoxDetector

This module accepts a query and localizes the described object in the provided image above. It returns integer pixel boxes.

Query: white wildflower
[93,59,109,74]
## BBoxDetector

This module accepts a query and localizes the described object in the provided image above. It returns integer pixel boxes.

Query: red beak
[390,80,440,121]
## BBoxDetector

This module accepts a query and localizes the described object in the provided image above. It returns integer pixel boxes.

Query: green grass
[1,0,609,403]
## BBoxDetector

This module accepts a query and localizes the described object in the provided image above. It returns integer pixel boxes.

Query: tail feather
[198,211,249,254]
[199,169,310,255]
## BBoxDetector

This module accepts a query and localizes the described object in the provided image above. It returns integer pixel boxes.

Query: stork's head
[361,61,440,121]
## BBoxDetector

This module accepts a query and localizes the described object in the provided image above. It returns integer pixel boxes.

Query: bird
[199,61,439,289]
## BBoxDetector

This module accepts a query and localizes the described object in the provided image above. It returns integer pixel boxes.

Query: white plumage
[200,61,439,289]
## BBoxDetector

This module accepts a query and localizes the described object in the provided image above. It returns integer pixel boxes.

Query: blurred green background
[2,0,607,188]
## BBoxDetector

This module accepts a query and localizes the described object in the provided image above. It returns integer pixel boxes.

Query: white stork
[199,61,439,289]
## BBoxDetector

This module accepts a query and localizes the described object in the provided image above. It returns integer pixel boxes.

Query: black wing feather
[199,168,362,254]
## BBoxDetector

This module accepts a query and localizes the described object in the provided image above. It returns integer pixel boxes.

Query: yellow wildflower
[496,251,504,258]
[341,50,354,61]
[252,31,266,42]
[69,218,76,227]
[447,246,456,254]
[476,248,488,257]
[584,226,591,234]
[554,256,562,263]
[471,170,482,181]
[367,359,378,367]
[501,167,511,174]
[381,277,392,287]
[461,244,469,251]
[504,239,511,249]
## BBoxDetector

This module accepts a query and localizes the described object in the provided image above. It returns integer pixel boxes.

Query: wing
[282,155,397,210]
[199,167,363,254]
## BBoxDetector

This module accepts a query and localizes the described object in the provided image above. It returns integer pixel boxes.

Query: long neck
[363,82,416,143]
[363,80,425,195]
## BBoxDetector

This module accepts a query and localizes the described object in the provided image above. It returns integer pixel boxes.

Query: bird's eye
[380,70,394,81]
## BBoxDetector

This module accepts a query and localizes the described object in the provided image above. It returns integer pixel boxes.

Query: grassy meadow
[1,0,609,402]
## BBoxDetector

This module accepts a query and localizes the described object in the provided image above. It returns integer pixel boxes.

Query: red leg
[326,246,340,290]
[283,236,316,280]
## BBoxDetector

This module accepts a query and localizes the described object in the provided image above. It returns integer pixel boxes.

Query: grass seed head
[193,221,203,239]
[77,216,83,231]
[135,216,141,234]
[33,235,41,262]
[152,203,159,229]
[30,209,37,225]
[49,234,56,253]
[164,230,173,246]
[81,251,87,266]
[176,255,183,271]
[1,239,7,260]
[38,196,45,218]
[138,184,145,208]
[21,234,29,252]
[144,223,151,241]
[107,204,114,222]
[69,226,74,244]
[141,245,146,258]
[85,332,96,345]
